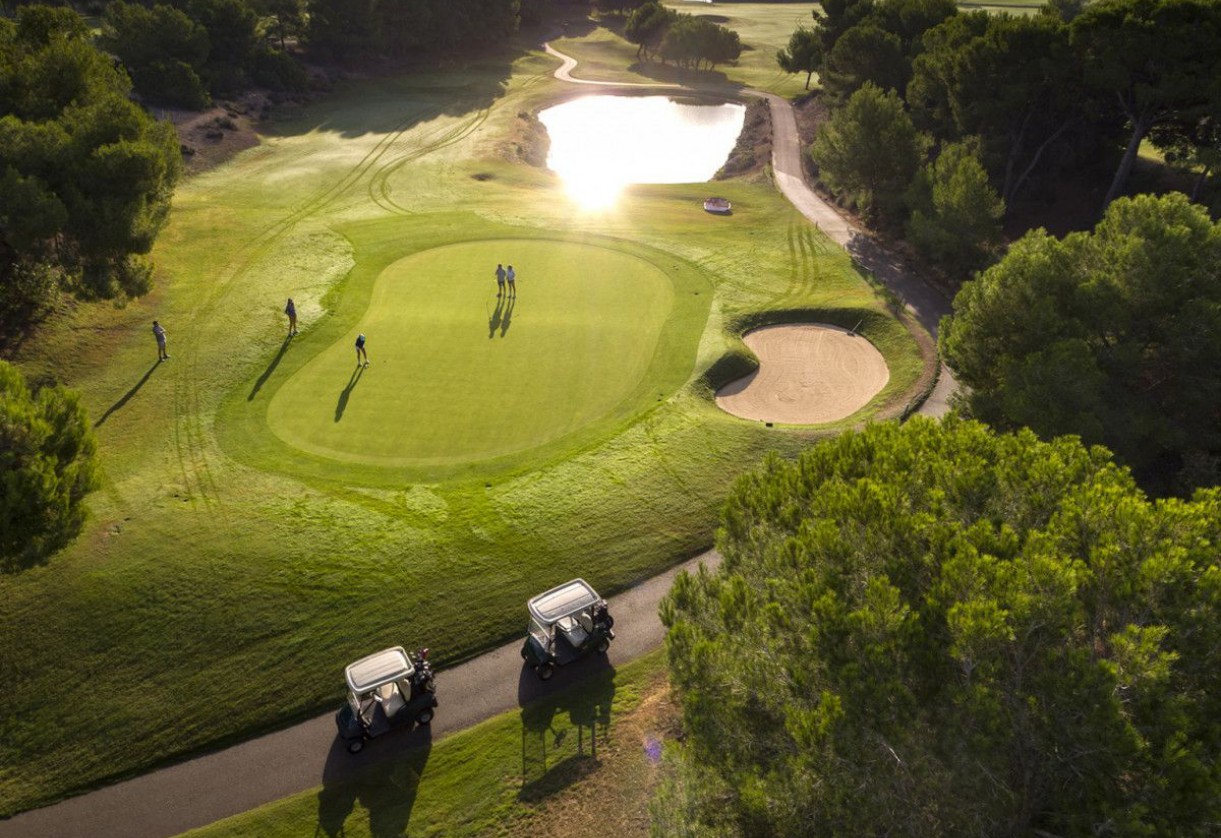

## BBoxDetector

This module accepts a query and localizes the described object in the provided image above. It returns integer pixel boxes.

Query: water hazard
[539,95,746,209]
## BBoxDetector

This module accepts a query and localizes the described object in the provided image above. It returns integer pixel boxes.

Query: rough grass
[0,14,926,818]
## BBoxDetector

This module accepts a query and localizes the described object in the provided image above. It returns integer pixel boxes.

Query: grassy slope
[182,652,671,838]
[0,19,924,818]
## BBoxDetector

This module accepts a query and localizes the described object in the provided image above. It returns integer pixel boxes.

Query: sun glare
[563,170,625,211]
[539,95,745,214]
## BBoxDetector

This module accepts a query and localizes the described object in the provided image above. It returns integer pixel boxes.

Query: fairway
[267,240,682,465]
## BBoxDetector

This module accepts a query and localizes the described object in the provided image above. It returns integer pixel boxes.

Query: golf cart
[335,646,437,753]
[521,578,615,680]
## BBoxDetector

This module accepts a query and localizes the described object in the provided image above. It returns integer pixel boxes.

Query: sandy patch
[716,323,889,424]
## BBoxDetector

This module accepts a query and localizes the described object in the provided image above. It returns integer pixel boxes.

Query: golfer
[152,320,169,361]
[495,263,506,296]
[355,333,368,366]
[285,298,297,336]
[506,265,516,296]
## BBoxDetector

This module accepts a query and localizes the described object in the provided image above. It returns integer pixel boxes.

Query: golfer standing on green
[506,265,516,296]
[355,333,368,367]
[495,263,506,296]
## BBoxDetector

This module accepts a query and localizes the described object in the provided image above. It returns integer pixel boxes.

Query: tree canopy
[658,15,741,71]
[0,5,182,315]
[775,26,821,90]
[101,0,306,108]
[940,192,1221,493]
[908,12,1090,203]
[781,0,1221,227]
[306,0,521,62]
[810,82,927,224]
[1,360,100,572]
[1072,0,1221,211]
[659,417,1221,836]
[905,139,1004,278]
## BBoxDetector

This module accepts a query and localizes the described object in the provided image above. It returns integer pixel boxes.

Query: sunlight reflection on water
[539,96,746,210]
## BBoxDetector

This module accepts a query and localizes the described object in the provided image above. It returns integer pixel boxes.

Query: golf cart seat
[556,615,589,648]
[376,682,406,717]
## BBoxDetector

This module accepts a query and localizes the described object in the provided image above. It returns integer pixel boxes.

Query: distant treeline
[0,0,536,110]
[306,0,530,62]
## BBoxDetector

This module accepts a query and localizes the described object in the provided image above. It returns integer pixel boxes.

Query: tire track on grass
[368,105,492,215]
[366,58,558,215]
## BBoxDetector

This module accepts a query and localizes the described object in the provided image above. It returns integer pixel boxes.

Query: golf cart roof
[344,646,414,693]
[528,578,601,625]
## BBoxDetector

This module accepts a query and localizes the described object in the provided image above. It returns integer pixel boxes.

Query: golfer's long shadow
[248,335,293,401]
[500,296,515,337]
[94,362,159,428]
[334,365,365,422]
[488,296,504,338]
[517,655,616,802]
[316,725,433,838]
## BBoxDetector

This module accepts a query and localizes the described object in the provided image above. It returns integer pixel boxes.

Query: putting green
[266,239,682,466]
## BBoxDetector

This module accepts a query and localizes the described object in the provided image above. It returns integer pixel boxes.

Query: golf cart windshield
[529,616,551,648]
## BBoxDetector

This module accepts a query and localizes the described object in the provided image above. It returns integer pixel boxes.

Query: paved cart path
[1,39,955,838]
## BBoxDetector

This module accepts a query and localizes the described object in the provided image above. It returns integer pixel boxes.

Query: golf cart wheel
[596,636,610,654]
[347,739,364,754]
[417,707,435,725]
[537,662,555,681]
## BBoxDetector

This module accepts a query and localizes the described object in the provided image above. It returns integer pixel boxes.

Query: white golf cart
[335,646,437,753]
[520,578,615,680]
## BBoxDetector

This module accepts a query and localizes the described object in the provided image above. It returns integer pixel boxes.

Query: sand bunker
[716,323,889,424]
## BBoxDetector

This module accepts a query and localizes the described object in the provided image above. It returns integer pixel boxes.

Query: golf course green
[267,238,706,466]
[0,5,930,821]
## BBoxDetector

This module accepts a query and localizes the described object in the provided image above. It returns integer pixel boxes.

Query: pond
[539,95,746,209]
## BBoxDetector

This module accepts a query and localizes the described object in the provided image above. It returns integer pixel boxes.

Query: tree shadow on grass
[248,335,293,401]
[93,362,160,428]
[259,50,516,141]
[335,364,365,422]
[517,655,616,802]
[317,725,433,838]
[625,61,741,92]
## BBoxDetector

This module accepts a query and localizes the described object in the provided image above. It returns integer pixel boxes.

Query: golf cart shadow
[316,725,433,838]
[516,654,616,802]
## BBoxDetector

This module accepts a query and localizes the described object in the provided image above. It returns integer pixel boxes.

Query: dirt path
[0,38,957,838]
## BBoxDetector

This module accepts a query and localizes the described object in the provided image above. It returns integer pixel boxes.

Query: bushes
[0,360,99,572]
[252,46,309,92]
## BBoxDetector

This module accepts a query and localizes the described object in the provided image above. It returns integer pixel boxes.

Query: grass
[182,651,673,838]
[0,9,926,819]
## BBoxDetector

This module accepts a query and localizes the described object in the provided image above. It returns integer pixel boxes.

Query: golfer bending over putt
[355,333,368,366]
